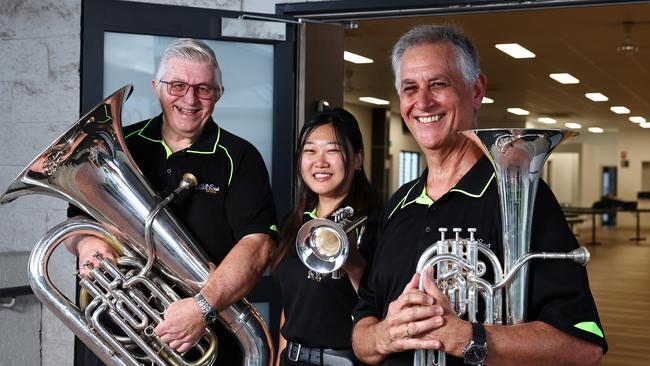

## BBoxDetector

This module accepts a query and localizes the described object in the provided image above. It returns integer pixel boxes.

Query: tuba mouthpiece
[179,173,198,190]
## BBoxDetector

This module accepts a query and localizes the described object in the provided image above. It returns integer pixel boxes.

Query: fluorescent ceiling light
[344,51,373,64]
[359,96,389,105]
[588,127,604,133]
[537,117,556,124]
[565,122,582,129]
[507,107,529,115]
[610,106,630,114]
[549,73,580,84]
[482,97,494,104]
[640,122,650,129]
[629,116,646,123]
[585,93,608,102]
[495,43,536,59]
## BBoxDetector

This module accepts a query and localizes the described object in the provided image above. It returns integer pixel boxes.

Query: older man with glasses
[66,38,277,365]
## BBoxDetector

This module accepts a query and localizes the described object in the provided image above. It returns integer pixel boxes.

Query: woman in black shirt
[273,108,382,366]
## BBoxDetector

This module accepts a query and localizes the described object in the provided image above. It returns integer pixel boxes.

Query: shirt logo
[196,183,220,194]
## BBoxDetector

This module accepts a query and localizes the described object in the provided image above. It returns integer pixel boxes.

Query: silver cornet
[295,206,367,281]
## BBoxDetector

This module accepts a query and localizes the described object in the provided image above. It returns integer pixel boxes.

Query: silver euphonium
[414,129,590,366]
[295,206,367,281]
[0,85,274,366]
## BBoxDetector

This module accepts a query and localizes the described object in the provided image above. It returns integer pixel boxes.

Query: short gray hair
[155,38,224,99]
[391,24,480,93]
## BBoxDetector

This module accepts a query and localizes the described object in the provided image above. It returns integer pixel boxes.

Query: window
[399,151,421,186]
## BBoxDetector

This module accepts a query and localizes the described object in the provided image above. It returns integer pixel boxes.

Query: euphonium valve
[295,206,367,281]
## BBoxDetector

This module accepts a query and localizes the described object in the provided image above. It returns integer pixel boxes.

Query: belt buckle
[288,342,301,362]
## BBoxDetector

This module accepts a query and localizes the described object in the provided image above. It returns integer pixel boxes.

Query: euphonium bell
[295,206,367,281]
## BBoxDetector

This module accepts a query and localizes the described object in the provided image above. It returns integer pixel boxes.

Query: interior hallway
[579,227,650,365]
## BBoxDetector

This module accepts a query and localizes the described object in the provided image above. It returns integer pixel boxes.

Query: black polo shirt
[353,156,607,366]
[69,114,277,263]
[276,204,380,351]
[68,114,277,366]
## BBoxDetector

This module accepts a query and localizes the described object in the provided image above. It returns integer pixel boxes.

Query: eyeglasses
[159,80,218,99]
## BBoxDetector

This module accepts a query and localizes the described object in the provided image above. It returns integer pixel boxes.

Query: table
[563,207,650,244]
[562,207,617,245]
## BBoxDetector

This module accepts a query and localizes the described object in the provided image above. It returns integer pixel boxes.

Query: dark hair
[272,107,382,269]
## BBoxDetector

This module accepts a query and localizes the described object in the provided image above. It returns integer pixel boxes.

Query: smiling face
[153,57,219,140]
[300,123,361,201]
[398,42,486,153]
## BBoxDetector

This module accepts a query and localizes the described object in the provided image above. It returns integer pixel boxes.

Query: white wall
[344,102,373,180]
[547,152,580,206]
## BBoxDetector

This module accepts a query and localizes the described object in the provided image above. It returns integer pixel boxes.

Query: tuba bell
[295,206,367,281]
[414,129,590,366]
[0,85,274,366]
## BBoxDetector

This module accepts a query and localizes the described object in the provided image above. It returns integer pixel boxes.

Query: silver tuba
[295,206,367,281]
[0,85,274,366]
[414,129,590,366]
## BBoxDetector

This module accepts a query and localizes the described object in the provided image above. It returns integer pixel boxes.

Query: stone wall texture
[0,0,329,365]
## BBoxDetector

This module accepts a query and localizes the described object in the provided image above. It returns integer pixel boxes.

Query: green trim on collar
[219,144,234,187]
[305,208,318,219]
[388,180,424,220]
[131,117,173,158]
[574,322,604,338]
[187,124,220,155]
[269,224,278,232]
[415,187,434,206]
[450,173,495,198]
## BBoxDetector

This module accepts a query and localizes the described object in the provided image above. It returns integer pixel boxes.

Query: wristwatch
[462,322,487,365]
[194,292,218,324]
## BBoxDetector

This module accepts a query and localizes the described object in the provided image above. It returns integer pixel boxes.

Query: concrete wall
[0,1,328,365]
[0,1,81,365]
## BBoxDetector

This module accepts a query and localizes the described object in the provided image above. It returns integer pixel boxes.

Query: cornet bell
[297,218,349,274]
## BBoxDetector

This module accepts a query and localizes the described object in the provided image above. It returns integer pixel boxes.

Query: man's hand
[155,297,206,353]
[419,267,472,357]
[75,236,117,277]
[375,272,445,355]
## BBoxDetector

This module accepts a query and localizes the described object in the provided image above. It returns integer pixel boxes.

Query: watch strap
[472,322,486,345]
[194,292,217,324]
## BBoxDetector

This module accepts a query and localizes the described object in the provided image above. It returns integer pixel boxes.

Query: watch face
[205,310,218,324]
[465,344,487,364]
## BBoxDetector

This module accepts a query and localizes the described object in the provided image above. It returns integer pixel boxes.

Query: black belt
[286,341,355,366]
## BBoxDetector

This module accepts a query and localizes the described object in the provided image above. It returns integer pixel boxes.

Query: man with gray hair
[67,38,277,365]
[351,25,606,366]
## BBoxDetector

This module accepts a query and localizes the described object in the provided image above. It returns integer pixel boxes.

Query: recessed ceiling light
[537,117,556,124]
[507,107,529,115]
[565,122,582,129]
[344,51,374,64]
[482,97,494,104]
[494,43,536,58]
[588,127,604,133]
[640,122,650,129]
[549,73,580,84]
[629,116,646,123]
[610,106,630,114]
[585,93,608,102]
[359,96,389,105]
